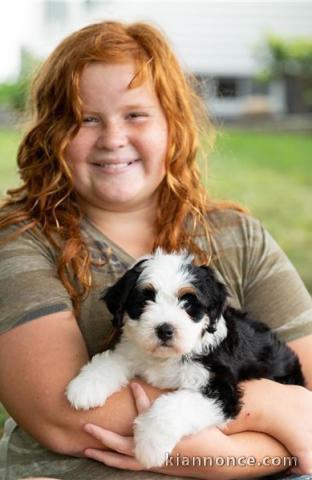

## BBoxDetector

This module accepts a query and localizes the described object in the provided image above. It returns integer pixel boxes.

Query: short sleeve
[242,217,312,342]
[0,225,73,334]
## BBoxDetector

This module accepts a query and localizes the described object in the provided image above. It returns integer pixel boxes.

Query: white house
[20,0,312,119]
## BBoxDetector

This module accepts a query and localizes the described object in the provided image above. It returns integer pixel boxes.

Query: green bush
[0,48,41,112]
[263,35,312,78]
[0,79,29,111]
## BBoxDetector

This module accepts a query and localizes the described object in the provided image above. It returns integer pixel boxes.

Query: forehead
[79,62,157,106]
[138,254,194,295]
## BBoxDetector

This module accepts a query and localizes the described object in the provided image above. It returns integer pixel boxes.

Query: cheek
[139,122,168,167]
[64,132,91,165]
[64,143,79,168]
[155,127,168,161]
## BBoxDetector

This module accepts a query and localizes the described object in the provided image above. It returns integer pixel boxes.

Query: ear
[101,259,146,329]
[197,265,228,333]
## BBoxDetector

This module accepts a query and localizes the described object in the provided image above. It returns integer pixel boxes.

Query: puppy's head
[103,249,227,358]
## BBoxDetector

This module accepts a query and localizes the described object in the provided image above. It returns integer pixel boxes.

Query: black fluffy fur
[192,306,305,419]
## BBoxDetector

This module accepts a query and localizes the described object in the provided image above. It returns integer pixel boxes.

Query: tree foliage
[0,48,40,112]
[260,35,312,79]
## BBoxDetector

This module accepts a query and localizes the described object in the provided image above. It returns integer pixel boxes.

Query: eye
[125,287,155,320]
[82,115,100,125]
[180,293,198,304]
[180,293,204,322]
[141,287,156,302]
[126,112,149,120]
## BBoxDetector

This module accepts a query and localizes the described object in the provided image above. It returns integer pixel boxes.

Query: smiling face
[65,62,168,213]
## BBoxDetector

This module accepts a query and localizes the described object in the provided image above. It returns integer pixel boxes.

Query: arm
[223,334,312,436]
[0,225,160,455]
[221,334,312,475]
[166,428,291,479]
[0,311,162,456]
[84,383,292,480]
[220,215,312,472]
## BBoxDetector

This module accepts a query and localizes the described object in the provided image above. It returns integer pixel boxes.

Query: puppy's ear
[102,260,146,329]
[197,265,228,333]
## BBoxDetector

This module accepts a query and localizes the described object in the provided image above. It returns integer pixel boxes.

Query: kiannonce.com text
[165,453,298,468]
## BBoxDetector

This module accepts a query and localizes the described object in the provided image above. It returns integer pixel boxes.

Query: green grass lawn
[0,126,311,432]
[0,128,21,195]
[205,129,312,292]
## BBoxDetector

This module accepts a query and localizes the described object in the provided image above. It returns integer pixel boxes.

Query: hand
[83,384,234,477]
[221,380,312,475]
[268,385,312,475]
[83,382,154,471]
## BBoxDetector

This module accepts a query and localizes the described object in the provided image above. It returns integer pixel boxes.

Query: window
[217,78,237,98]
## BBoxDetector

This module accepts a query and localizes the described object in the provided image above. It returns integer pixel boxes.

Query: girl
[0,21,311,480]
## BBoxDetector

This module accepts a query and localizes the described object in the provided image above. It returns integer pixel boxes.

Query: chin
[151,345,182,358]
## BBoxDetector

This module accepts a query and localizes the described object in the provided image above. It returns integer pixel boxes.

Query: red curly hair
[0,21,244,312]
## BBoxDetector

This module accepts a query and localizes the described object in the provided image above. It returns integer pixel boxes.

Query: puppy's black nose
[156,323,174,342]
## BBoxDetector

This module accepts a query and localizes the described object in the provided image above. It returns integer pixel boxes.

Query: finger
[84,424,134,455]
[219,418,245,435]
[85,449,143,471]
[130,382,151,413]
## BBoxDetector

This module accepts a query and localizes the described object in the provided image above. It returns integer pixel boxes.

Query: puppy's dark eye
[141,288,156,302]
[180,293,204,322]
[125,287,155,319]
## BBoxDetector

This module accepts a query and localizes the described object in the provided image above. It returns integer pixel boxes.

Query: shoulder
[0,214,74,336]
[204,210,312,343]
[204,208,268,256]
[204,207,290,283]
[0,219,56,260]
[200,208,285,306]
[207,208,261,236]
[0,209,66,285]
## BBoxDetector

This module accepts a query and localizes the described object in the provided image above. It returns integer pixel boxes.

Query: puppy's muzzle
[155,323,175,343]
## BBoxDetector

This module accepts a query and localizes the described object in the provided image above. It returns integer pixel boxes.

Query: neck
[80,195,159,233]
[87,206,156,231]
[80,199,159,259]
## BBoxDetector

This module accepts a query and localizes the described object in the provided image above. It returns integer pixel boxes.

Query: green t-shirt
[1,209,311,479]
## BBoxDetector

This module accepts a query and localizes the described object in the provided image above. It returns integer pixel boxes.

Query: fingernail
[85,448,97,458]
[84,423,94,433]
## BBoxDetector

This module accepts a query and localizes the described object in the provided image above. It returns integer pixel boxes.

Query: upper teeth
[95,161,133,168]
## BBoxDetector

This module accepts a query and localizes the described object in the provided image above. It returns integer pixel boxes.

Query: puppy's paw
[66,373,109,410]
[134,415,177,468]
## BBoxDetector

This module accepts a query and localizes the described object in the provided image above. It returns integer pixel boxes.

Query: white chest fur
[117,341,211,390]
[140,358,210,390]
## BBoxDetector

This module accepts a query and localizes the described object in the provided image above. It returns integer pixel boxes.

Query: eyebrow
[122,104,156,110]
[81,104,157,114]
[82,104,155,110]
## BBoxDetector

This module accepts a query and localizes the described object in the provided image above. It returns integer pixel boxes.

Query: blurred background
[0,0,311,435]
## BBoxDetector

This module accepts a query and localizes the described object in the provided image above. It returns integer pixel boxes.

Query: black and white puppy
[66,249,304,468]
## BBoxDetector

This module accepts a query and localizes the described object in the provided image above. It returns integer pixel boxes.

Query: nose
[96,123,127,150]
[155,323,174,342]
